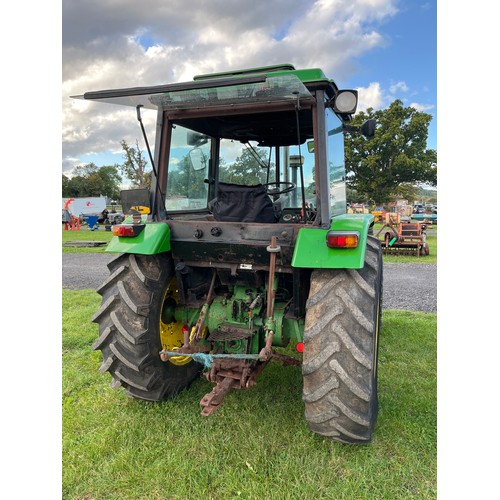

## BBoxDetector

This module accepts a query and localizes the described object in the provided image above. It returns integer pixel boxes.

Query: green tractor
[78,63,382,444]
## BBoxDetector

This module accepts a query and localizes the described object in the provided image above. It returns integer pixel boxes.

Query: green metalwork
[193,63,296,80]
[174,304,201,327]
[282,317,304,344]
[121,214,148,224]
[206,286,264,355]
[206,287,263,331]
[269,309,286,346]
[291,214,374,269]
[271,68,329,85]
[192,64,329,86]
[172,285,296,356]
[171,278,305,358]
[105,222,171,255]
[161,297,176,323]
[193,64,330,87]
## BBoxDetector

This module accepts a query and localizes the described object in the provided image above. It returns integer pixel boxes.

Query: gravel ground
[62,254,437,313]
[383,262,436,313]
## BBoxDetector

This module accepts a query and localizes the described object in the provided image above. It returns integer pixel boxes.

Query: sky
[62,0,437,177]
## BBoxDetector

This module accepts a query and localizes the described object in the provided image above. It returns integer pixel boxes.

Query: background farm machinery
[376,212,430,256]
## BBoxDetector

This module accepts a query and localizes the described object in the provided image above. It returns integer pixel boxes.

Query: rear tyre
[302,236,383,443]
[92,252,201,401]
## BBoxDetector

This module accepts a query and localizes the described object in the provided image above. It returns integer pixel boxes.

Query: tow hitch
[159,350,299,415]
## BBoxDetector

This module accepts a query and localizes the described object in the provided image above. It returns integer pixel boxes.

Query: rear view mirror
[361,119,376,138]
[343,119,377,138]
[188,147,208,171]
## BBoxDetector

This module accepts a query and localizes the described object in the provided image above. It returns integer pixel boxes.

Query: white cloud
[62,0,400,170]
[356,82,384,111]
[355,81,436,115]
[409,102,435,112]
[389,81,409,93]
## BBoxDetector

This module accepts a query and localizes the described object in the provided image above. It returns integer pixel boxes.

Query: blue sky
[344,1,437,149]
[62,0,437,177]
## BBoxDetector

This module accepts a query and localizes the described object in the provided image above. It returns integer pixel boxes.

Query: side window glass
[326,109,346,216]
[279,145,315,210]
[166,125,211,210]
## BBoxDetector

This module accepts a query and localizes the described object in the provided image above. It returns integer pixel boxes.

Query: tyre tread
[302,237,382,443]
[92,252,201,402]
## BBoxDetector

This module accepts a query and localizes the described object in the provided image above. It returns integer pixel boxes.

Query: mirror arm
[343,124,360,133]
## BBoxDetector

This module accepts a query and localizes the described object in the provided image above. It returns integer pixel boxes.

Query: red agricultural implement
[376,213,429,256]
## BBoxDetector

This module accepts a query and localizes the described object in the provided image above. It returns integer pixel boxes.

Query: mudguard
[105,223,171,255]
[291,214,374,269]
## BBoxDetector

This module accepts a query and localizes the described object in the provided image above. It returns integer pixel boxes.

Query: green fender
[105,223,171,255]
[291,214,374,269]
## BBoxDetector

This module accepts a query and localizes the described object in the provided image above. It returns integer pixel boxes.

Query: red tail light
[326,230,359,249]
[112,224,145,237]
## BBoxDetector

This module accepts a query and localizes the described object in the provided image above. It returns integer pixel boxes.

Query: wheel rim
[159,280,192,366]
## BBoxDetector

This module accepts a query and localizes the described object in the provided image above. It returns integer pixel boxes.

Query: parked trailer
[62,197,107,221]
[411,213,437,223]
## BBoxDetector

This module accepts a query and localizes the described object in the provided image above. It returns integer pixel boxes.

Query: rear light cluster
[112,224,146,237]
[326,230,359,249]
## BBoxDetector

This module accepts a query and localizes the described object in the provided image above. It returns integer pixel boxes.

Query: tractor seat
[211,182,275,223]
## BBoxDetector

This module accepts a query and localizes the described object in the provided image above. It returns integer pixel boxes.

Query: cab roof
[74,64,338,110]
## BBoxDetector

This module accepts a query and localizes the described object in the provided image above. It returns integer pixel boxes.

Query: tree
[93,165,122,199]
[62,163,122,199]
[392,183,420,203]
[346,187,368,204]
[167,154,207,198]
[344,100,437,205]
[219,147,272,185]
[62,174,71,196]
[120,140,150,188]
[62,169,88,198]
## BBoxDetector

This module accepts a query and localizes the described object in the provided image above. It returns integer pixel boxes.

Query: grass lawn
[62,225,114,253]
[63,289,437,499]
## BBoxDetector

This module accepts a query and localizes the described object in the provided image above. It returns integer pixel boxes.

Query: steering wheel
[262,181,296,196]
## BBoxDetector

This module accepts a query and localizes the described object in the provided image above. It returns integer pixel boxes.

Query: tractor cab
[79,65,364,227]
